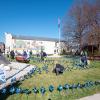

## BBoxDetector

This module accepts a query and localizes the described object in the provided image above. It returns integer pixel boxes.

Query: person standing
[29,50,32,58]
[80,49,88,66]
[23,50,27,58]
[10,50,15,60]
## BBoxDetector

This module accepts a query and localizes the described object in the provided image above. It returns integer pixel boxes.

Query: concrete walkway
[0,62,35,89]
[79,93,100,100]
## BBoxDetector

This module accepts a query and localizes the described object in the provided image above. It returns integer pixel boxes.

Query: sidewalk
[0,62,35,89]
[79,93,100,100]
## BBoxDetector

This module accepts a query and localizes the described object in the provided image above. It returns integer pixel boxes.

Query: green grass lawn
[1,57,100,100]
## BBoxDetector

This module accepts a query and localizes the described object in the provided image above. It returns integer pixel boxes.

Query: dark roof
[12,35,62,42]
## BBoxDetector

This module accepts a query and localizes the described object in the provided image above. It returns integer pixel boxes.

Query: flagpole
[58,18,61,55]
[59,25,60,54]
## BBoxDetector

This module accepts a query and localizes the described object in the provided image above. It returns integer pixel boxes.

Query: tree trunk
[98,44,100,54]
[92,45,94,55]
[80,36,82,51]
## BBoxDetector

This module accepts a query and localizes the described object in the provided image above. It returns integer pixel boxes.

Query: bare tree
[62,0,87,50]
[83,0,100,53]
[62,0,100,53]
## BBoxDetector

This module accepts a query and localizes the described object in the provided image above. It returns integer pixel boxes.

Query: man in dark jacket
[10,50,15,59]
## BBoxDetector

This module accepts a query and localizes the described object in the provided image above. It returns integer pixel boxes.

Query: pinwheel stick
[34,91,37,100]
[26,94,28,100]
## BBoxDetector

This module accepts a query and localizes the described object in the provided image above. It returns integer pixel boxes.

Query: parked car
[15,55,30,63]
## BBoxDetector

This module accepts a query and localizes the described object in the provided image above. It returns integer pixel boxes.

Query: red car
[15,55,30,63]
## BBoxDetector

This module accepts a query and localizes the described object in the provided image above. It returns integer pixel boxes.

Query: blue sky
[0,0,74,42]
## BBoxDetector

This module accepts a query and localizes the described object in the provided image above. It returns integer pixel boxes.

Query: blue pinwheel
[38,68,42,74]
[24,74,28,79]
[1,88,6,94]
[33,66,37,71]
[57,85,63,92]
[9,86,15,94]
[85,81,91,88]
[30,69,34,74]
[63,84,69,90]
[22,89,31,100]
[77,83,81,88]
[89,81,94,86]
[72,84,77,89]
[11,77,16,84]
[42,66,45,70]
[42,65,48,70]
[19,76,25,82]
[63,84,70,94]
[36,68,41,74]
[40,87,46,95]
[32,87,39,94]
[15,88,22,94]
[27,72,32,77]
[94,81,100,85]
[70,84,77,93]
[49,85,54,92]
[22,89,31,94]
[69,84,73,89]
[81,83,85,88]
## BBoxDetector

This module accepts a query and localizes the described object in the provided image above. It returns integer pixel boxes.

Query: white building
[5,32,63,55]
